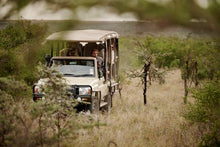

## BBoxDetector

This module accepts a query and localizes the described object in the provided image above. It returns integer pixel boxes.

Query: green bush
[184,81,220,146]
[0,90,15,146]
[0,77,31,101]
[0,20,47,50]
[30,64,78,146]
[0,20,48,84]
[133,36,220,80]
[0,50,19,77]
[0,64,78,146]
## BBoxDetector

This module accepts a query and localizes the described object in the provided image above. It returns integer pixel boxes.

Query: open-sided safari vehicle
[33,29,121,113]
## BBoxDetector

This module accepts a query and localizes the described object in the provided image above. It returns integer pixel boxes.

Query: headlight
[34,85,41,93]
[79,87,91,95]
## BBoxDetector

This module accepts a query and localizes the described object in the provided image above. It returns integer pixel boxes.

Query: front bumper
[32,85,92,102]
[33,93,44,101]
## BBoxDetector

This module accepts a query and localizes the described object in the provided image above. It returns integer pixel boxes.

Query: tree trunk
[143,63,150,105]
[195,61,198,87]
[184,60,189,104]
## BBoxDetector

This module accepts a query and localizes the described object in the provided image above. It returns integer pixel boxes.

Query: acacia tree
[128,40,165,105]
[180,36,220,103]
[31,63,77,147]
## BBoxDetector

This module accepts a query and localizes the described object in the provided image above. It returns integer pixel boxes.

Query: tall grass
[0,21,219,146]
[70,70,199,147]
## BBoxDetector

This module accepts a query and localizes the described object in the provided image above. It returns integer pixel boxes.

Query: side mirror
[45,54,51,67]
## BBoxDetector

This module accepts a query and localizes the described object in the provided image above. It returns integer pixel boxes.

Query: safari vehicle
[33,29,121,113]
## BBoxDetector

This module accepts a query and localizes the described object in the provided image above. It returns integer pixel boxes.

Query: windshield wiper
[63,74,93,77]
[63,74,76,77]
[76,74,93,77]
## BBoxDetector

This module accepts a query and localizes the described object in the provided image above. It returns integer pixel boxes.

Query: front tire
[106,94,112,113]
[89,96,100,114]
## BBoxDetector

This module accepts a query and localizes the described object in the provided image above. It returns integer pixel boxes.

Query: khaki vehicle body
[33,29,121,113]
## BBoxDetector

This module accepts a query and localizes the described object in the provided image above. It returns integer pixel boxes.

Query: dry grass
[66,69,199,147]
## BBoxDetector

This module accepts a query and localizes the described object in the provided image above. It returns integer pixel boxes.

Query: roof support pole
[50,42,53,57]
[104,41,108,81]
[56,42,60,56]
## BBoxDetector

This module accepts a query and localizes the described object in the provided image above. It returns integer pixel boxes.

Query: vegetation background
[0,0,220,146]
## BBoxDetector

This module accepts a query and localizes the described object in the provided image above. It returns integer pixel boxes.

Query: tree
[0,90,15,146]
[128,40,165,105]
[33,63,77,146]
[184,81,220,146]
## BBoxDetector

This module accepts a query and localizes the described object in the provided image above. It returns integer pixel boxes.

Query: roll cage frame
[46,29,120,83]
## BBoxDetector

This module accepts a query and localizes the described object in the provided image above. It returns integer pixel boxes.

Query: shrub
[31,64,78,146]
[133,36,220,81]
[0,50,19,77]
[0,20,47,50]
[0,77,31,101]
[184,81,220,146]
[0,90,15,146]
[0,20,48,84]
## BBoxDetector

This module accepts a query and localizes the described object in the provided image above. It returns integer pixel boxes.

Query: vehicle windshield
[51,59,95,77]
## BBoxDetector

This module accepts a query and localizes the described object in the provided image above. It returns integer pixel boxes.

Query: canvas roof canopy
[46,29,119,42]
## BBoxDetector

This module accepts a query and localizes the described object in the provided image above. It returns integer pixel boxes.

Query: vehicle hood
[63,77,99,87]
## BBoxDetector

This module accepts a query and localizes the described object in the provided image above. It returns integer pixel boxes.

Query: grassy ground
[67,69,198,147]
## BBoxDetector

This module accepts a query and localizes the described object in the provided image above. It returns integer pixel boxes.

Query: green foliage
[0,63,81,146]
[0,77,31,101]
[119,37,142,82]
[0,21,75,146]
[131,39,166,85]
[119,37,142,71]
[119,36,219,87]
[0,50,19,77]
[0,90,15,146]
[0,21,106,146]
[0,20,48,84]
[139,36,182,68]
[0,20,46,50]
[32,63,78,146]
[0,25,25,50]
[208,0,220,25]
[0,77,33,146]
[186,82,220,122]
[135,36,220,81]
[184,81,220,146]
